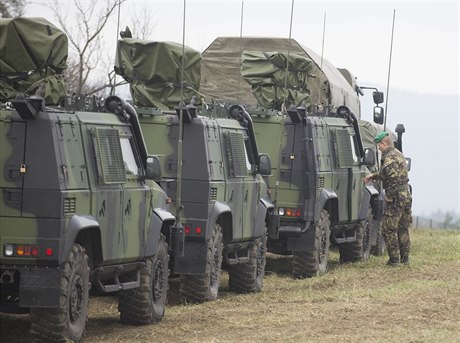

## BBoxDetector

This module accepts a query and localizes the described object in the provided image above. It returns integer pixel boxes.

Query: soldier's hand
[363,174,374,183]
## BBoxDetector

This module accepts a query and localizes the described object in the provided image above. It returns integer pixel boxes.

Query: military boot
[386,257,400,266]
[400,255,409,265]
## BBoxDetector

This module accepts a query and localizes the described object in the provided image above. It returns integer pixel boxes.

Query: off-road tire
[180,223,223,303]
[228,227,267,293]
[339,208,372,263]
[370,230,386,256]
[30,244,90,343]
[292,209,330,279]
[118,235,169,325]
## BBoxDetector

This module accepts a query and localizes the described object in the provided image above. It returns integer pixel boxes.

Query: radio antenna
[112,0,122,95]
[237,1,244,103]
[316,12,326,107]
[384,9,396,131]
[176,0,187,224]
[273,0,294,210]
[282,0,295,111]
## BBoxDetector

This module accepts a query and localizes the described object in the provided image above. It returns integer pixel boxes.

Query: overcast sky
[26,0,459,216]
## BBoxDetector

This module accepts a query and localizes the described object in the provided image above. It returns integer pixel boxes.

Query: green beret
[374,131,389,143]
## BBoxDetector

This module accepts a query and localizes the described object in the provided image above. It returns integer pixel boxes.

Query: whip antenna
[237,1,244,103]
[384,9,396,131]
[316,12,326,107]
[274,0,294,210]
[282,0,295,111]
[176,0,187,223]
[112,0,122,95]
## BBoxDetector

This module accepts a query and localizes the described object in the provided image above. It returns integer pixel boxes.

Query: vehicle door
[331,126,359,222]
[118,128,149,260]
[240,130,259,240]
[223,129,246,240]
[88,126,124,263]
[1,117,26,217]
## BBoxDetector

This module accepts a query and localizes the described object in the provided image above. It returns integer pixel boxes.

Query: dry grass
[2,229,460,342]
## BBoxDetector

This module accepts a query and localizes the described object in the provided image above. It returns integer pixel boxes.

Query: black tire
[292,209,330,279]
[339,208,372,263]
[180,223,223,303]
[119,235,169,325]
[228,227,267,293]
[30,244,90,343]
[370,230,386,256]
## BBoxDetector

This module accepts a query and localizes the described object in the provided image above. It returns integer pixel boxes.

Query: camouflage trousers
[381,198,412,261]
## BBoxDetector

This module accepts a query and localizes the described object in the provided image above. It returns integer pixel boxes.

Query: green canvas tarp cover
[0,17,67,105]
[115,39,202,110]
[201,37,361,115]
[241,50,313,109]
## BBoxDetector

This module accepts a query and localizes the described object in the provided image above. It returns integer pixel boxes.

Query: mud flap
[286,224,315,252]
[19,268,61,307]
[268,212,280,239]
[173,240,208,274]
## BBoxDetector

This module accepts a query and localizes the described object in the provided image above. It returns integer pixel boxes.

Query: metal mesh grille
[332,129,353,168]
[210,187,218,200]
[318,177,325,188]
[225,131,248,178]
[63,197,76,214]
[92,128,126,184]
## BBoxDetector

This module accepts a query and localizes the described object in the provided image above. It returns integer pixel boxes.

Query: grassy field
[2,228,460,342]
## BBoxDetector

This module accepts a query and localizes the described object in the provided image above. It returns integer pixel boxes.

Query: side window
[349,134,359,163]
[91,128,126,184]
[120,137,139,176]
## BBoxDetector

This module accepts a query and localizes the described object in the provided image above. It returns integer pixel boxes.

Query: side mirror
[146,155,162,180]
[372,91,384,105]
[405,157,411,172]
[373,106,384,124]
[258,154,272,176]
[362,148,376,167]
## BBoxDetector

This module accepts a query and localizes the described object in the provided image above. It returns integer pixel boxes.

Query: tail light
[3,244,54,258]
[278,207,302,218]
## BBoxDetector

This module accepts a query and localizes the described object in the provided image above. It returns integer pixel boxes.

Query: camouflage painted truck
[200,37,383,278]
[114,36,274,302]
[0,18,176,342]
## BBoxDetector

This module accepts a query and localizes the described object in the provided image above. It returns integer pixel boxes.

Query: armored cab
[201,37,384,278]
[115,36,274,302]
[0,18,176,342]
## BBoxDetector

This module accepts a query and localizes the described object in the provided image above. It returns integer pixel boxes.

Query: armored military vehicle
[114,36,274,302]
[200,37,384,278]
[0,18,176,342]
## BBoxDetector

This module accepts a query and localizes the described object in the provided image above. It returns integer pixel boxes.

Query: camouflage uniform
[371,146,412,262]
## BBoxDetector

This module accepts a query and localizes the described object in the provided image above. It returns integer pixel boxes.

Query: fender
[317,188,339,225]
[145,208,175,256]
[61,214,99,264]
[253,197,274,238]
[207,201,232,240]
[259,197,274,211]
[359,184,379,220]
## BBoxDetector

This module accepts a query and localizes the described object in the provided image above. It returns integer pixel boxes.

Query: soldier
[364,132,412,266]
